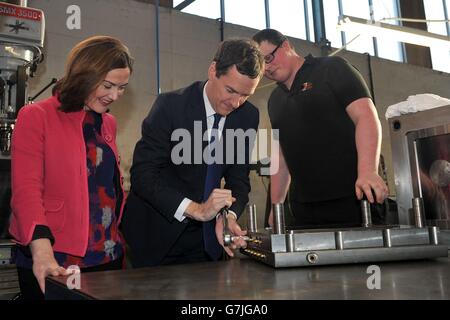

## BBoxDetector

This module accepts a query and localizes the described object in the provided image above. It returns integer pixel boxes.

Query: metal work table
[46,256,450,300]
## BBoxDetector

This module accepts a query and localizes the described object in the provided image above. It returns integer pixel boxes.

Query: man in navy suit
[122,39,264,267]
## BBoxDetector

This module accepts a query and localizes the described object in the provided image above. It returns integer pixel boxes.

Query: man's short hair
[252,28,287,47]
[213,38,264,79]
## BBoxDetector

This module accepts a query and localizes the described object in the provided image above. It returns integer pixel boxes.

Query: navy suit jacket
[121,81,259,267]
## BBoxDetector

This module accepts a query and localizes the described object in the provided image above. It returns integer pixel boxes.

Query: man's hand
[355,171,389,204]
[215,214,247,257]
[30,239,72,294]
[185,189,235,221]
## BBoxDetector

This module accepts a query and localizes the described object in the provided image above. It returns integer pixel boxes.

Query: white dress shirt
[174,82,229,222]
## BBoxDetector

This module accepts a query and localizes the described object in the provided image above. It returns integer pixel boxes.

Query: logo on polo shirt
[301,82,313,92]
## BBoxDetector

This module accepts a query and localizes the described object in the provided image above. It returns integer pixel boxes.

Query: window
[447,0,450,36]
[224,0,266,30]
[174,0,221,20]
[172,1,450,72]
[424,0,450,73]
[324,0,403,61]
[268,0,307,40]
[323,0,342,48]
[372,0,403,62]
[341,0,374,55]
[306,0,315,41]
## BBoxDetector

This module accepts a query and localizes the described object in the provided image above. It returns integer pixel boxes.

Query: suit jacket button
[104,134,112,142]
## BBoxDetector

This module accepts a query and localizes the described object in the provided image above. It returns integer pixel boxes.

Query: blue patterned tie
[202,113,223,260]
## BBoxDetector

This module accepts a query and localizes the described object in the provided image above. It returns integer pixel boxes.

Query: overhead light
[337,15,450,49]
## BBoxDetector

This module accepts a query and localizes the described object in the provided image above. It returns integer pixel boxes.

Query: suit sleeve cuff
[174,198,192,222]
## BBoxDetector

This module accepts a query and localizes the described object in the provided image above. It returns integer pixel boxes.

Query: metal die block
[339,229,384,249]
[389,227,431,246]
[294,231,336,252]
[269,245,448,268]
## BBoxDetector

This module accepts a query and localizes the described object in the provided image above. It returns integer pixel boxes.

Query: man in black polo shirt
[253,29,388,228]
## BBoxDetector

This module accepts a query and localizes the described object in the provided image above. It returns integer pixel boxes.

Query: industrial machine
[0,1,45,264]
[389,105,450,246]
[226,202,448,268]
[0,1,44,157]
[225,105,450,268]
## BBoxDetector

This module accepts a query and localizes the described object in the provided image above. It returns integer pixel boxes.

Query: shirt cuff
[32,225,55,245]
[174,198,192,222]
[216,210,237,220]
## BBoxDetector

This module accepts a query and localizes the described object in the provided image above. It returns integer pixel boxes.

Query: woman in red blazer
[9,36,133,299]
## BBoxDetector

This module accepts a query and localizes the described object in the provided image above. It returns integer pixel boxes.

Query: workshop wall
[27,0,450,228]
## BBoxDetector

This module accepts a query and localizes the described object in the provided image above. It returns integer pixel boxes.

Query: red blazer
[9,95,126,257]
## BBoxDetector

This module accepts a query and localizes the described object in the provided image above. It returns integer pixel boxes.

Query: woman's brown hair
[53,35,134,112]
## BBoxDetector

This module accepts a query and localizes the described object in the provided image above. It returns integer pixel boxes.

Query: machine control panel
[0,2,44,47]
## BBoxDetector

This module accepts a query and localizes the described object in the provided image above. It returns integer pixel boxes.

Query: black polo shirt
[268,54,372,203]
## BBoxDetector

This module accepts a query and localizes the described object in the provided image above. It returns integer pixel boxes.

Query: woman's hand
[30,238,72,294]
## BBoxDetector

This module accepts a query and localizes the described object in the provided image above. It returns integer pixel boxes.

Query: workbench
[45,255,449,300]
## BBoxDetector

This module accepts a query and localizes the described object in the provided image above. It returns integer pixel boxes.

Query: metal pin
[286,230,295,252]
[273,203,286,234]
[361,200,372,228]
[383,228,392,248]
[335,231,344,250]
[412,197,425,228]
[222,207,233,246]
[428,226,439,245]
[247,204,257,232]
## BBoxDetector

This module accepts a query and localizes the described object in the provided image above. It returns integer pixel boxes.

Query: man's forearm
[355,114,382,175]
[346,98,382,175]
[270,148,291,203]
[271,169,290,203]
